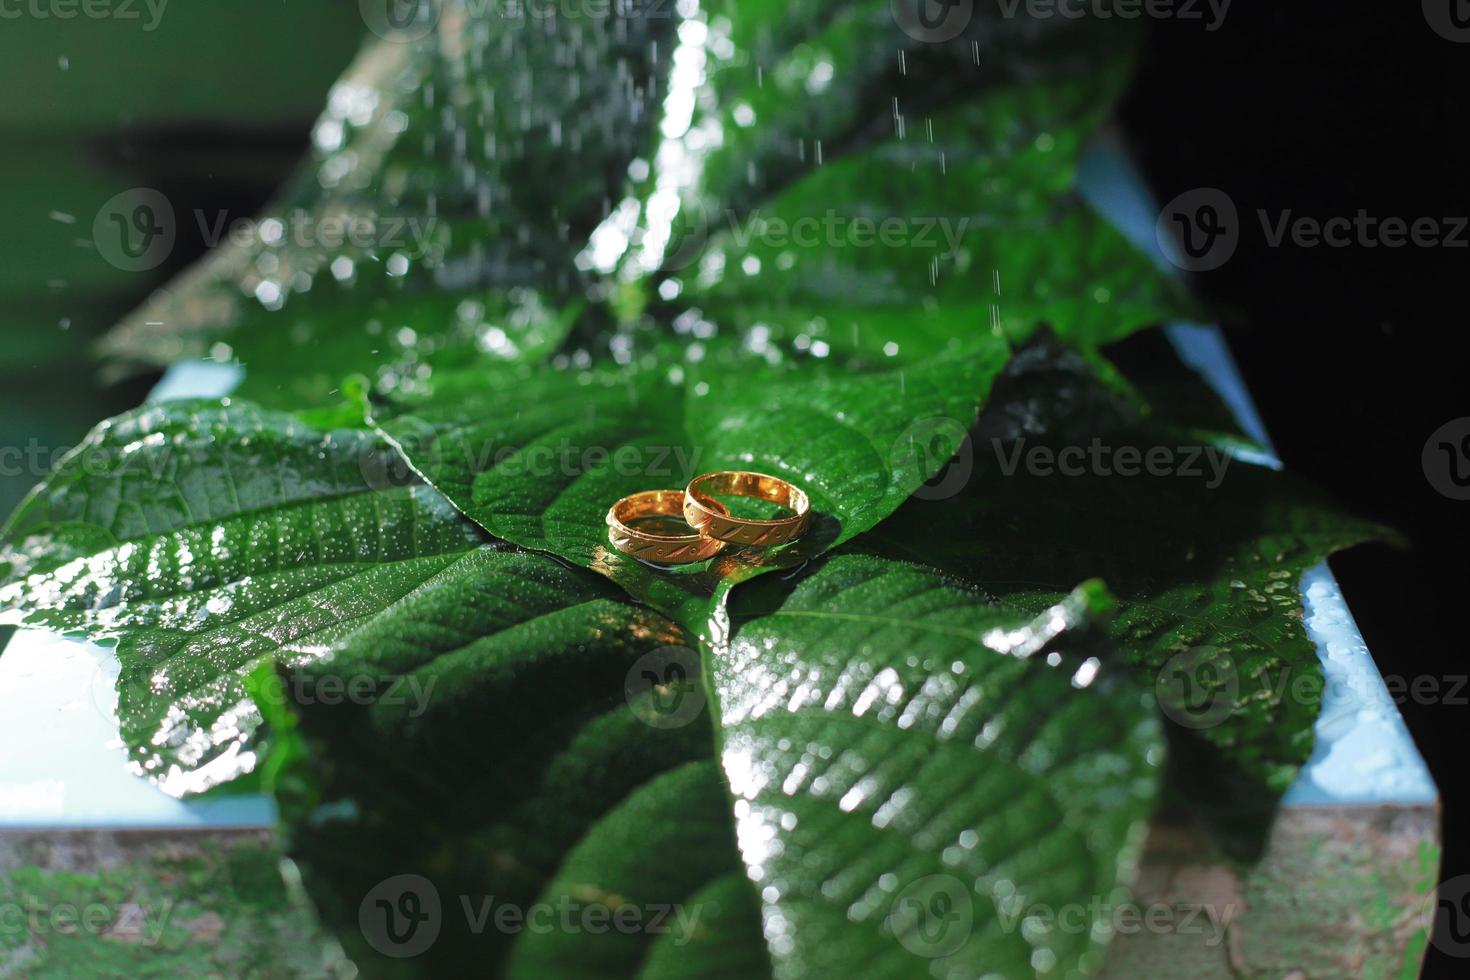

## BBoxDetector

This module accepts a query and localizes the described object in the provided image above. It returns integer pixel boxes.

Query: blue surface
[0,361,273,828]
[1079,136,1436,807]
[145,360,243,403]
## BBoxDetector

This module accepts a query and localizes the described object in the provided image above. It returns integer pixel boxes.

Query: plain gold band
[606,490,728,564]
[682,471,811,548]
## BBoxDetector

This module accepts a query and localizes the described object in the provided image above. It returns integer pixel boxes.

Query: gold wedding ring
[682,471,811,548]
[606,490,729,564]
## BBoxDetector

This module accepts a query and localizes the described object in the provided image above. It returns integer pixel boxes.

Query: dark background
[0,4,361,516]
[1124,5,1469,977]
[0,1,1464,974]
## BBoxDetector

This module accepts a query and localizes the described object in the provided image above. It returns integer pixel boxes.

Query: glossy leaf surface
[374,336,1009,633]
[99,0,672,407]
[270,547,1158,979]
[860,342,1386,849]
[0,401,486,793]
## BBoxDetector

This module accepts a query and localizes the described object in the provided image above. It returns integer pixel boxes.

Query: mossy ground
[0,832,339,978]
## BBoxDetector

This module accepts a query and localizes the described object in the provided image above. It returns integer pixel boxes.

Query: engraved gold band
[606,490,728,564]
[682,470,811,548]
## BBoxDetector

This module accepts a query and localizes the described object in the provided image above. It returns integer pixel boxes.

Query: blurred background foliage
[0,3,360,514]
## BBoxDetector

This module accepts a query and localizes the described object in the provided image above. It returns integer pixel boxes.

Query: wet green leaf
[98,2,673,407]
[98,1,1188,415]
[373,335,1009,633]
[269,546,713,977]
[707,554,1162,978]
[501,761,763,980]
[0,396,1161,980]
[613,5,1192,353]
[0,0,1371,974]
[269,546,1157,978]
[858,343,1386,851]
[0,400,488,793]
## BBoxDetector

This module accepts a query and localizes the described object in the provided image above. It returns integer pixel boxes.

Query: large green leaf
[501,761,765,980]
[0,400,487,793]
[266,545,1158,979]
[362,1,1186,637]
[97,0,672,407]
[0,1,1360,975]
[373,334,1009,633]
[709,554,1162,979]
[604,3,1192,353]
[0,393,1164,979]
[0,397,746,976]
[98,0,1189,416]
[258,547,714,978]
[859,339,1385,850]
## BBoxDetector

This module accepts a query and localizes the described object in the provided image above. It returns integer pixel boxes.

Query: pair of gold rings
[605,471,811,565]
